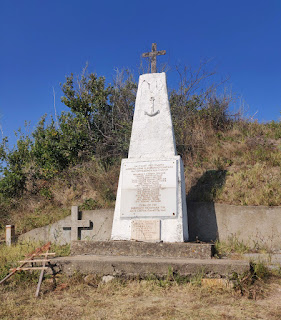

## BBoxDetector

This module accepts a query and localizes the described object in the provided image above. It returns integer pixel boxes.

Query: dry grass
[0,275,281,320]
[184,121,281,206]
[217,163,281,205]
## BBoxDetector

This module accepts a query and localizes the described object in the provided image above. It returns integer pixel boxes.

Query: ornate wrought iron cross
[142,43,166,73]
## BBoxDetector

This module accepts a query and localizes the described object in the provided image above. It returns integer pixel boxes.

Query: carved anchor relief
[144,97,160,117]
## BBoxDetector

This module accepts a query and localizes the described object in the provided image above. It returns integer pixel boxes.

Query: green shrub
[81,198,101,210]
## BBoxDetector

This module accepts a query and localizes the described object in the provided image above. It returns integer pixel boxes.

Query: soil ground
[1,276,281,320]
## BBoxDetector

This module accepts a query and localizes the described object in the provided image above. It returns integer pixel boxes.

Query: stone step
[71,241,215,259]
[243,253,281,270]
[52,255,249,277]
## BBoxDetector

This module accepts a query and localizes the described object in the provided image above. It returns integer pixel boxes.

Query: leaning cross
[63,206,91,241]
[142,43,166,73]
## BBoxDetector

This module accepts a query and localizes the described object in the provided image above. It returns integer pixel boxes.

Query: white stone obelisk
[111,72,188,242]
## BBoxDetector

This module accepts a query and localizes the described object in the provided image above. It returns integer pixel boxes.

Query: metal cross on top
[142,43,166,73]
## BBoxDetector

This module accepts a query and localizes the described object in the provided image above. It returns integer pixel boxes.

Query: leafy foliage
[32,113,90,178]
[0,131,32,197]
[0,68,136,198]
[61,68,136,162]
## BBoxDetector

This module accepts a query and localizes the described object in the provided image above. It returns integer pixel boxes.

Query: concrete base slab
[71,241,215,259]
[52,255,249,277]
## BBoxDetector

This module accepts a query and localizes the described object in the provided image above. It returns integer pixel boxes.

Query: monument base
[52,241,250,277]
[111,155,188,242]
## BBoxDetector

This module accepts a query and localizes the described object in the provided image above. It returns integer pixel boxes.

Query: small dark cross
[142,43,166,73]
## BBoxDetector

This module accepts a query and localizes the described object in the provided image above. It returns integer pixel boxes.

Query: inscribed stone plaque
[131,220,160,241]
[121,160,177,218]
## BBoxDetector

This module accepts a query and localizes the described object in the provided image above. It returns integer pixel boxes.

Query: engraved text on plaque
[131,220,160,241]
[120,160,177,217]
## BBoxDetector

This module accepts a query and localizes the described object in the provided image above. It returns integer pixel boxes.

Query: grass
[0,242,70,283]
[1,273,281,319]
[213,234,279,259]
[215,237,251,258]
[184,120,281,206]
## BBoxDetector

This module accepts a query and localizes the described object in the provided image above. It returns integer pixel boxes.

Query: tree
[61,67,136,162]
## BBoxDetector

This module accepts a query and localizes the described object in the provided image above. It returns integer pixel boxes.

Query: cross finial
[142,43,166,73]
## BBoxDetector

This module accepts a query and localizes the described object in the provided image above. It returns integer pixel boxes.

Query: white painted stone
[111,72,188,242]
[111,156,188,242]
[131,220,161,241]
[128,73,176,159]
[5,225,15,246]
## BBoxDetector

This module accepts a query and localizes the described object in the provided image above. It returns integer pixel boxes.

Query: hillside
[0,67,280,239]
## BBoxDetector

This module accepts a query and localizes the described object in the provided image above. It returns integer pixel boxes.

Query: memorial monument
[111,43,189,242]
[19,44,250,278]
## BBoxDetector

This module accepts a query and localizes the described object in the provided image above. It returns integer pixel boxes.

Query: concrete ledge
[243,253,281,270]
[187,202,281,250]
[71,240,214,259]
[52,255,249,277]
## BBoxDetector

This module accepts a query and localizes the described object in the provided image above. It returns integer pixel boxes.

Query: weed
[189,269,204,286]
[215,236,250,257]
[39,187,53,200]
[51,243,70,257]
[81,198,101,210]
[251,261,270,280]
[230,261,270,299]
[145,268,203,288]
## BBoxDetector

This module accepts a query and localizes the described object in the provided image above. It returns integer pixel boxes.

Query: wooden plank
[19,259,51,263]
[26,242,51,258]
[10,267,48,271]
[0,266,25,284]
[39,253,55,256]
[1,259,34,284]
[35,248,49,297]
[1,242,51,285]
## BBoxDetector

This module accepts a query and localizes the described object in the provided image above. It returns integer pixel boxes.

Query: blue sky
[0,0,281,146]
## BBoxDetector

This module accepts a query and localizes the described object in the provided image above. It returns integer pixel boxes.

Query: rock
[102,275,115,283]
[201,278,235,288]
[84,274,98,287]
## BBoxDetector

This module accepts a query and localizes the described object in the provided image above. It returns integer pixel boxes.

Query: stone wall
[187,203,281,251]
[18,204,281,251]
[18,209,114,245]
